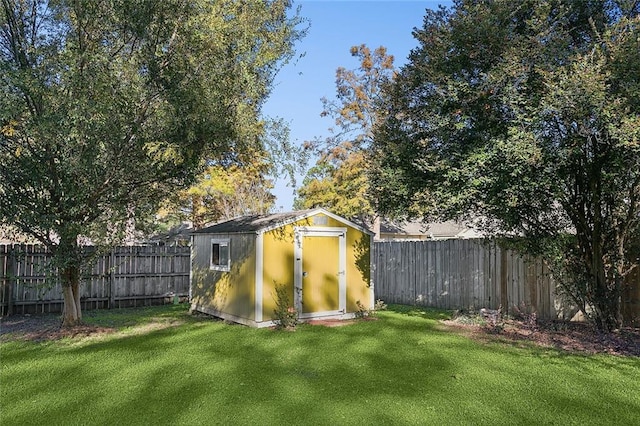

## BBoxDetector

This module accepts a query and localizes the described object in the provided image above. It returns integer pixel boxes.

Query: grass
[1,304,639,425]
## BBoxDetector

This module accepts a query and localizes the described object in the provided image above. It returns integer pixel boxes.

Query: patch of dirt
[442,317,640,357]
[1,314,115,342]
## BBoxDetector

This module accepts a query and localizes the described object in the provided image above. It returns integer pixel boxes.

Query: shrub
[355,299,387,319]
[273,284,298,330]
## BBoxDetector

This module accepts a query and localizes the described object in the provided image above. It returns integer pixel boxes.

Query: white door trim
[294,227,347,317]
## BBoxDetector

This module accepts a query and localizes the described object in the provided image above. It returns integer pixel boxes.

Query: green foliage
[295,150,371,219]
[0,0,305,324]
[355,298,387,319]
[355,300,368,319]
[1,305,639,425]
[372,0,640,330]
[295,45,395,224]
[157,161,276,230]
[272,283,298,329]
[156,117,309,231]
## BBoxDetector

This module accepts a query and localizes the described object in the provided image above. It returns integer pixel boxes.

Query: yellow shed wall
[322,216,372,311]
[345,223,372,312]
[261,225,297,320]
[261,213,371,321]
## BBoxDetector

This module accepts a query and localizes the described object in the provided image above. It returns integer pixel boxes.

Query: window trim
[210,238,231,271]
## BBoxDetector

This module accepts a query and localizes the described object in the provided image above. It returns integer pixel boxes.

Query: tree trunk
[61,264,82,327]
[586,253,623,332]
[592,297,622,331]
[55,230,84,327]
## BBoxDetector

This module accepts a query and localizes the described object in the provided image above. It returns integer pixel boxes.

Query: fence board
[373,239,559,319]
[0,244,190,315]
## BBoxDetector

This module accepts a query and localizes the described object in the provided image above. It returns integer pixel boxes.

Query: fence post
[1,245,7,315]
[500,248,509,313]
[5,245,16,316]
[369,239,375,303]
[109,248,116,309]
[0,245,5,315]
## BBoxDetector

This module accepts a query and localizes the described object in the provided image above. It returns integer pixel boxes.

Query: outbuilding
[190,208,373,327]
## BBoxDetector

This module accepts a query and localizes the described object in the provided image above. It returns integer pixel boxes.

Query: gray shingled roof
[192,210,318,234]
[380,219,480,238]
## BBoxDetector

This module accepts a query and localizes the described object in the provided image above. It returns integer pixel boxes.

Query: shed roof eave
[190,208,374,236]
[191,230,259,236]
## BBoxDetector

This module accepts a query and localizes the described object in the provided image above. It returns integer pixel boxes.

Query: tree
[157,116,306,229]
[158,160,276,230]
[0,0,304,326]
[371,0,640,330]
[295,45,395,224]
[295,149,371,219]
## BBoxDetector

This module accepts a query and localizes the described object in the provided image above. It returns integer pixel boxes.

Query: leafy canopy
[371,0,640,330]
[0,0,305,325]
[295,45,395,223]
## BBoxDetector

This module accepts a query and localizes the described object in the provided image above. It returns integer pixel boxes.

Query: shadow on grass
[3,304,640,425]
[2,307,458,425]
[82,304,193,329]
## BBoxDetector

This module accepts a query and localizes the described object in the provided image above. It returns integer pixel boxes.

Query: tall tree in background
[158,160,276,230]
[156,117,305,230]
[372,0,640,330]
[0,0,304,325]
[295,44,395,224]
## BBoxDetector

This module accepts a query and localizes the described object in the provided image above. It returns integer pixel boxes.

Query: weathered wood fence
[373,239,640,323]
[0,245,190,316]
[372,239,558,319]
[4,241,637,322]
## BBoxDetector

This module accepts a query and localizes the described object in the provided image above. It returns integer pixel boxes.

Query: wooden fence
[0,245,190,316]
[4,240,636,322]
[372,239,558,319]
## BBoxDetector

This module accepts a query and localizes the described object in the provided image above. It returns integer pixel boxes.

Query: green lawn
[1,305,638,425]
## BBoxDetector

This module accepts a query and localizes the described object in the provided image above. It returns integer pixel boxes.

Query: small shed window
[210,239,230,271]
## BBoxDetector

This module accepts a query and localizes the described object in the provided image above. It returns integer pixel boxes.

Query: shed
[190,208,374,327]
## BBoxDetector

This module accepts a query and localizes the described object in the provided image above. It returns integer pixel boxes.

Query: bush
[355,299,387,319]
[273,284,298,330]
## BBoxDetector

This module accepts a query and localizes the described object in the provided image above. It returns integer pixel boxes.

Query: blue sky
[262,0,451,211]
